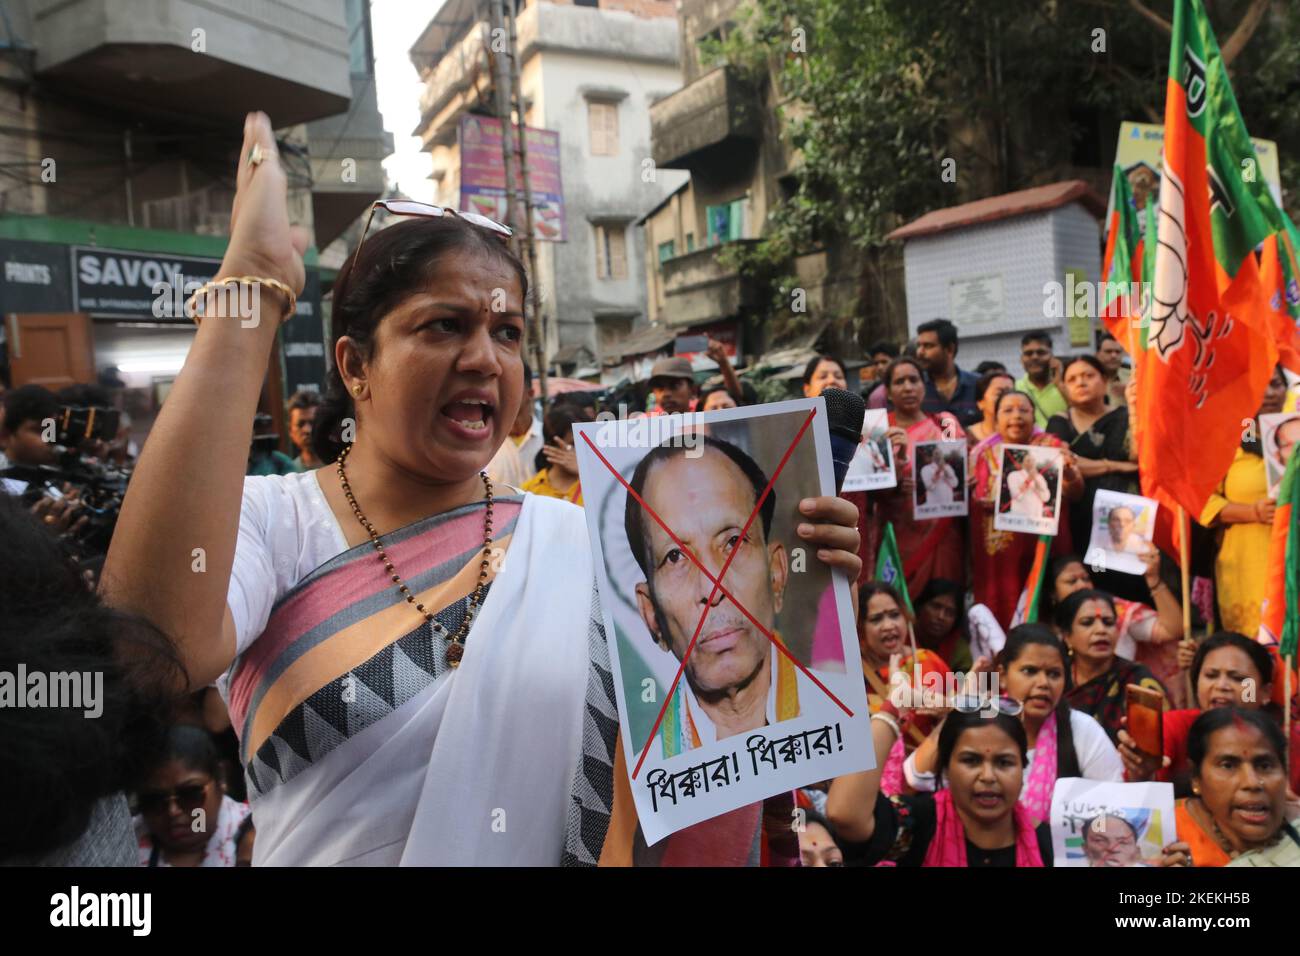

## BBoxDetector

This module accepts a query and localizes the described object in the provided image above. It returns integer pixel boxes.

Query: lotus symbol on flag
[1149,159,1190,359]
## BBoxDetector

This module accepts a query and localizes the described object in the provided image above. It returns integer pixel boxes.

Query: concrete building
[642,0,869,366]
[409,0,686,377]
[0,0,390,443]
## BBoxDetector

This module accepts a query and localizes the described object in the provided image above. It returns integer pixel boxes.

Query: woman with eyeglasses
[902,625,1123,822]
[98,114,863,866]
[1163,707,1300,867]
[1057,588,1168,743]
[135,725,251,867]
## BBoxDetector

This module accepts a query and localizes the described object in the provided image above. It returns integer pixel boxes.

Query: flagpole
[1285,659,1293,762]
[1178,505,1194,705]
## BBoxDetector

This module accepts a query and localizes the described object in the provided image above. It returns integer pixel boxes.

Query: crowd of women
[3,114,1296,871]
[787,347,1300,867]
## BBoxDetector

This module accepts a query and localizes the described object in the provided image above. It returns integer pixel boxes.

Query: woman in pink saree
[970,390,1083,628]
[878,357,966,601]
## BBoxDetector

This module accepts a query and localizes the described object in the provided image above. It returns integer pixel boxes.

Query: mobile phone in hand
[1125,684,1164,756]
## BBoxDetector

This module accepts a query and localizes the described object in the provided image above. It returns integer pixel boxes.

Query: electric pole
[505,0,548,402]
[487,0,548,402]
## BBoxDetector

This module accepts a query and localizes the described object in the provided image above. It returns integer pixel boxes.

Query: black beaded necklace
[336,442,494,668]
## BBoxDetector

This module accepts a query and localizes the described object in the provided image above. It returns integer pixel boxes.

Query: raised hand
[222,112,310,304]
[541,439,579,475]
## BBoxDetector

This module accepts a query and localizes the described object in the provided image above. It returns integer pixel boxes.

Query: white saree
[229,494,614,866]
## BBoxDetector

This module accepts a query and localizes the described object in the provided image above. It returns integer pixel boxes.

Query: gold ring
[247,143,265,167]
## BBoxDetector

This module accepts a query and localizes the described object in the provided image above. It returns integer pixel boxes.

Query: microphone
[821,387,866,494]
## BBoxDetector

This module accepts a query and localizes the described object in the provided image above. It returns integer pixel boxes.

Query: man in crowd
[246,413,297,476]
[1016,331,1067,427]
[285,390,322,471]
[1096,332,1130,408]
[647,356,697,415]
[863,342,899,408]
[0,385,87,531]
[1,384,60,475]
[625,435,817,756]
[915,318,980,427]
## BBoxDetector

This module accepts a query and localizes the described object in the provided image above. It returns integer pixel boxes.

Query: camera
[0,405,132,573]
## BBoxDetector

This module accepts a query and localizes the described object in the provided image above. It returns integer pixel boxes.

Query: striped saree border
[228,496,522,759]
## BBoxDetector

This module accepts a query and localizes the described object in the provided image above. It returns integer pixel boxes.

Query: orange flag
[1134,0,1281,524]
[1260,225,1300,375]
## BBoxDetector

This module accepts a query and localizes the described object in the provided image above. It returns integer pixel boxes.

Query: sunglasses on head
[352,199,513,270]
[137,781,210,815]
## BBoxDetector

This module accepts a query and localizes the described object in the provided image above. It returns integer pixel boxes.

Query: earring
[351,384,362,396]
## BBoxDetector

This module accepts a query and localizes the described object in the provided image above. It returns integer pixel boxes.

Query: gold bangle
[186,275,298,325]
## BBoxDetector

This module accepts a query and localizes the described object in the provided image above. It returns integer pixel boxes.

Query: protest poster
[1260,412,1300,498]
[994,444,1065,535]
[572,398,873,844]
[913,440,968,519]
[1085,489,1158,576]
[841,408,896,492]
[1050,778,1176,867]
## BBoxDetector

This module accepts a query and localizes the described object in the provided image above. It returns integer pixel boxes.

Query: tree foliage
[707,0,1300,342]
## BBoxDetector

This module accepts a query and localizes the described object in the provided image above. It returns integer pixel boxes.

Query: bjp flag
[1133,0,1282,525]
[1259,449,1299,655]
[1260,216,1300,375]
[1101,164,1142,352]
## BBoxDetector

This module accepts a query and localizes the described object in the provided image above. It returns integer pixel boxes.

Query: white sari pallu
[222,494,618,866]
